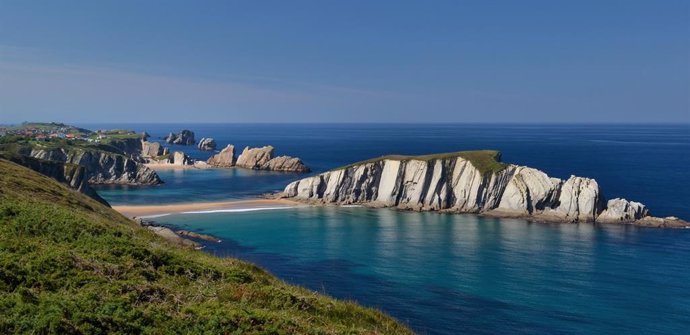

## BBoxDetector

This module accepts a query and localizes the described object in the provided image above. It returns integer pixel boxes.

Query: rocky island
[164,129,195,145]
[208,144,310,172]
[197,137,217,151]
[280,150,688,227]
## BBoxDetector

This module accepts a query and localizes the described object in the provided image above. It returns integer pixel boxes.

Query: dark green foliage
[0,159,410,334]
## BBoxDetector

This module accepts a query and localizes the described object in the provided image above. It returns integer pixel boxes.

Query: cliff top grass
[0,137,129,157]
[0,159,411,334]
[337,150,507,175]
[9,122,92,135]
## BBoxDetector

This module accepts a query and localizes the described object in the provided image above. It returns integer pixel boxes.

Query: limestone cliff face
[29,148,161,185]
[207,144,236,167]
[2,155,108,205]
[141,141,167,158]
[107,138,145,159]
[282,151,672,224]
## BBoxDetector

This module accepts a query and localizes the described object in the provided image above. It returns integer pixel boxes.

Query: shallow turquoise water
[157,207,690,335]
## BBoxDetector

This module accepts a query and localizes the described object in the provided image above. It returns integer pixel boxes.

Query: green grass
[0,159,410,334]
[99,133,142,140]
[0,138,128,158]
[337,150,507,176]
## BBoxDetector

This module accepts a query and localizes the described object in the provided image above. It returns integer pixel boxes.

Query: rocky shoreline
[134,217,222,249]
[278,150,689,228]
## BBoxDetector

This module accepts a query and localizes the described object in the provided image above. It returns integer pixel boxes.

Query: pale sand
[113,198,302,218]
[145,162,213,170]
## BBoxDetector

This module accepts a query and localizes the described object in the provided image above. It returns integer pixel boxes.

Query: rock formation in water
[171,151,192,166]
[29,148,162,185]
[197,138,217,151]
[1,155,109,205]
[207,144,309,172]
[264,156,311,172]
[207,144,236,167]
[236,146,275,169]
[165,130,195,145]
[141,141,168,158]
[235,146,310,172]
[281,151,687,227]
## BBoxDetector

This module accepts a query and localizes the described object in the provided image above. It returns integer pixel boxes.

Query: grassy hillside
[338,150,507,176]
[0,159,411,334]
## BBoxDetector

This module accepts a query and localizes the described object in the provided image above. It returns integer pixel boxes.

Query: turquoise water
[158,207,690,334]
[86,124,690,334]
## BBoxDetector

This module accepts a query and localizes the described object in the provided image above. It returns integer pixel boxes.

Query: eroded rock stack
[236,146,276,169]
[281,151,686,226]
[207,144,309,172]
[171,151,192,166]
[207,144,236,167]
[141,141,168,158]
[197,138,217,151]
[165,130,195,145]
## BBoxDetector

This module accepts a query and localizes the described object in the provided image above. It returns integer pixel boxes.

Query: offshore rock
[165,130,195,145]
[282,150,683,225]
[172,151,192,166]
[207,144,236,167]
[197,138,217,151]
[236,146,310,172]
[597,198,648,223]
[265,156,310,173]
[236,146,275,169]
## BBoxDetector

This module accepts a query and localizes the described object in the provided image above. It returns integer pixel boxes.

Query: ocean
[87,124,690,334]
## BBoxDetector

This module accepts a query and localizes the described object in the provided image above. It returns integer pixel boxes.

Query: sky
[0,0,688,124]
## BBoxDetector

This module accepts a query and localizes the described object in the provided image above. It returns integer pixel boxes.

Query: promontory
[280,150,688,227]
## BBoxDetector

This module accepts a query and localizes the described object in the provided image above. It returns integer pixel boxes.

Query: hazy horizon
[1,1,688,124]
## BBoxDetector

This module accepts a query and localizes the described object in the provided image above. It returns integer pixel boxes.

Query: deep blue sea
[86,124,690,334]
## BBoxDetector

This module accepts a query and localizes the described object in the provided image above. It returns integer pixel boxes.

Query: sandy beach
[113,198,303,218]
[144,161,214,170]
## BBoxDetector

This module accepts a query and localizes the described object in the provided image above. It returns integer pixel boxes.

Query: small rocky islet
[207,144,310,172]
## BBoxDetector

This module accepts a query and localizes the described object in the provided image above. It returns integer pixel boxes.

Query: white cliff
[282,150,687,226]
[29,148,161,185]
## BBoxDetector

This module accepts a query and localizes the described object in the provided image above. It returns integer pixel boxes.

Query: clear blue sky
[1,1,688,123]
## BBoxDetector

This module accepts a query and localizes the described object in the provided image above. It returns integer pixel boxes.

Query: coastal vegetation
[337,150,507,176]
[0,159,411,334]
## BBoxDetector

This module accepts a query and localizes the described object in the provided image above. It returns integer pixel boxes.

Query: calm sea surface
[87,124,690,334]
